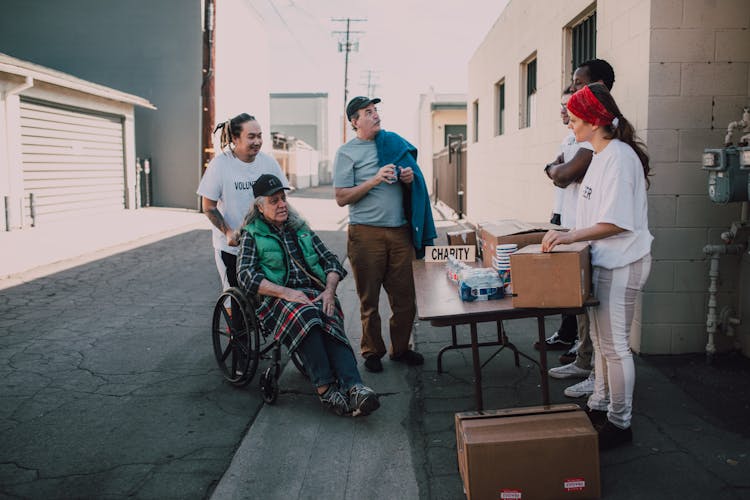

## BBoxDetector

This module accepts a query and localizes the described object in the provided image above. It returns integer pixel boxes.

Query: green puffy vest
[243,218,327,286]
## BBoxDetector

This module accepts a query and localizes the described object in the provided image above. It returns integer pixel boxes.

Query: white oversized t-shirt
[197,149,288,255]
[576,139,653,269]
[559,132,593,229]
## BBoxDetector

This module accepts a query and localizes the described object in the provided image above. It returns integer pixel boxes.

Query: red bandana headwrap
[567,85,615,126]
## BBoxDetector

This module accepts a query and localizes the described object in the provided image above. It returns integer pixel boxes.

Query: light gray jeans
[587,255,651,429]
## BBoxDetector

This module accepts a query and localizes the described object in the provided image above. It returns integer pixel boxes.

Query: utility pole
[332,17,366,143]
[360,69,379,97]
[201,0,216,176]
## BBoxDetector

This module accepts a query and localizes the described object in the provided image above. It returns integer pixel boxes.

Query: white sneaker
[564,372,595,398]
[548,362,591,380]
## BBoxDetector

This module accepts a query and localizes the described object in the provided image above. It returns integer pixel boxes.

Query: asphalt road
[0,228,344,499]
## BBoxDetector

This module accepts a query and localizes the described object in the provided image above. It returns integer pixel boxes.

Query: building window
[495,79,505,136]
[572,12,596,72]
[472,100,479,142]
[444,124,467,146]
[520,54,537,129]
[565,8,597,82]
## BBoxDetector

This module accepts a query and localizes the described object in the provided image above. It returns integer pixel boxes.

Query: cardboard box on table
[510,242,591,308]
[477,220,559,269]
[455,404,600,500]
[447,229,478,248]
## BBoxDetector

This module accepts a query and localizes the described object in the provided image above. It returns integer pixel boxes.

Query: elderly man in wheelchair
[233,174,380,416]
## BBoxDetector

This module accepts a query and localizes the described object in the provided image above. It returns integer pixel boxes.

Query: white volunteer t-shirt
[553,187,564,216]
[559,132,593,229]
[197,149,288,255]
[576,139,653,269]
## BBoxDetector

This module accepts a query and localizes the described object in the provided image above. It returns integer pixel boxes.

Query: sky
[247,0,510,142]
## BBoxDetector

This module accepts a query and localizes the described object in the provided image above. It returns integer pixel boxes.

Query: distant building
[0,0,271,210]
[270,132,320,190]
[418,91,467,197]
[0,53,153,228]
[270,93,330,185]
[468,0,750,355]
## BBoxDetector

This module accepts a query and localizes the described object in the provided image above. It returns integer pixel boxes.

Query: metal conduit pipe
[703,242,745,361]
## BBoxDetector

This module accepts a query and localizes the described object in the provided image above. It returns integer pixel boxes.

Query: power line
[332,17,366,142]
[266,0,317,62]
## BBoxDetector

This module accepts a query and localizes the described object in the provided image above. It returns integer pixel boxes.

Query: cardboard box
[510,242,591,308]
[477,220,559,269]
[447,229,478,248]
[455,404,600,500]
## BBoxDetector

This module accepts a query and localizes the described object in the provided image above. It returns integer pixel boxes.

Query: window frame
[472,100,479,142]
[494,79,506,136]
[519,53,537,129]
[563,6,597,86]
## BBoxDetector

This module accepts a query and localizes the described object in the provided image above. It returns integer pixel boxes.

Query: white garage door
[20,99,126,224]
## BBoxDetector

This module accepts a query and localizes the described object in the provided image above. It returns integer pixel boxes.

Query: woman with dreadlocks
[197,113,289,291]
[541,83,653,451]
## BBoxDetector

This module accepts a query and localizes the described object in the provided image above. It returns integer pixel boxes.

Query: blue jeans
[296,326,362,392]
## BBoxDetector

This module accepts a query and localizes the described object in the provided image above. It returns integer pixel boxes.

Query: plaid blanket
[256,288,349,353]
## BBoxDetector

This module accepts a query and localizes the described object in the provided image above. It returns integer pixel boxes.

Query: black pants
[557,313,578,342]
[221,251,239,288]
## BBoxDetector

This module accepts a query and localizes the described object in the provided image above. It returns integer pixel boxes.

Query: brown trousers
[347,224,416,359]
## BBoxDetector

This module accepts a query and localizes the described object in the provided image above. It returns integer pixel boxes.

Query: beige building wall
[433,108,468,153]
[468,0,750,355]
[467,0,597,224]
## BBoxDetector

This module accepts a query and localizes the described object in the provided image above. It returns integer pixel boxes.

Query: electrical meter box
[737,146,750,201]
[702,147,750,204]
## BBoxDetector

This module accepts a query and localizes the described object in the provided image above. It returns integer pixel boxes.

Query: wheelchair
[211,287,307,403]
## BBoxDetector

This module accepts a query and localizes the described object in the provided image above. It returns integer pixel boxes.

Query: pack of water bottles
[446,256,471,283]
[457,267,505,302]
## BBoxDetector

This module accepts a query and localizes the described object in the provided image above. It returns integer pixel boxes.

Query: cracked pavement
[0,229,263,499]
[2,197,749,499]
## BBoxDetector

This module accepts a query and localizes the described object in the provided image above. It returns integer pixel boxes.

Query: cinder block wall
[467,0,749,354]
[637,0,750,353]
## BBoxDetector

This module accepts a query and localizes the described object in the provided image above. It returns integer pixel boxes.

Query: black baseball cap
[346,96,381,121]
[253,174,289,198]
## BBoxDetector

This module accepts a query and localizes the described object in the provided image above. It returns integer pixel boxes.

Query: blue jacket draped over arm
[375,130,437,259]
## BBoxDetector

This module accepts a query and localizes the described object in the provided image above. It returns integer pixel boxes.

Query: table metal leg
[537,315,550,406]
[470,322,484,411]
[498,320,520,367]
[437,326,459,374]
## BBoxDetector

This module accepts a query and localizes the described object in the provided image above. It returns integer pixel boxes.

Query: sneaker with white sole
[564,372,595,398]
[319,384,352,416]
[348,384,380,416]
[549,362,591,380]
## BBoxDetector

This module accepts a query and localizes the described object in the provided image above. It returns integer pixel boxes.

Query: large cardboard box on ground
[455,404,600,500]
[510,242,591,308]
[477,220,559,268]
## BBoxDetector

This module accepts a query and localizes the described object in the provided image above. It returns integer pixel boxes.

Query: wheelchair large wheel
[212,288,259,386]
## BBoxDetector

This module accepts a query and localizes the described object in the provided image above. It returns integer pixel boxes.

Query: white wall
[0,73,138,228]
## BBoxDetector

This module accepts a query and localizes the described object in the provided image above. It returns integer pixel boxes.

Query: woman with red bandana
[542,83,653,451]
